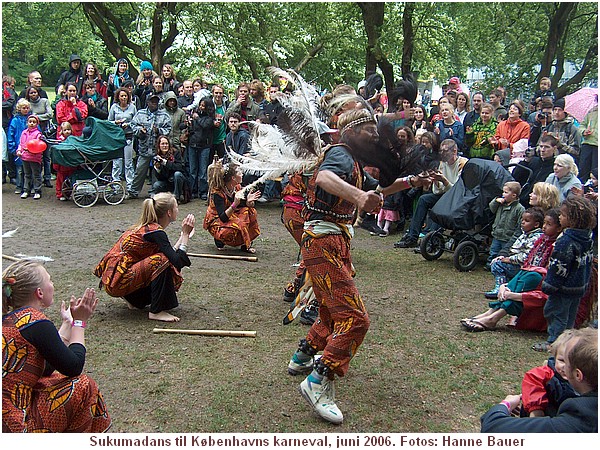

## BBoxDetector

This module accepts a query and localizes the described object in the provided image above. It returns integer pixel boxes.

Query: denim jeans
[189,146,210,196]
[112,138,135,192]
[406,193,443,240]
[488,238,507,264]
[544,294,581,343]
[153,171,186,199]
[490,260,521,281]
[42,148,52,182]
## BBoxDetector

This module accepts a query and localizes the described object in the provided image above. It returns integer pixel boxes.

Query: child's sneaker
[288,354,321,376]
[33,193,41,200]
[20,192,29,199]
[59,196,67,201]
[15,188,21,194]
[299,375,343,424]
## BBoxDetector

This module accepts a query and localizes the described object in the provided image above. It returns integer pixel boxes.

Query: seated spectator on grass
[484,207,544,299]
[520,330,577,418]
[480,327,597,433]
[461,208,561,332]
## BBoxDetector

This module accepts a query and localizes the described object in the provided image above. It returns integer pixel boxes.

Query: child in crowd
[485,207,544,298]
[520,330,577,417]
[530,76,556,107]
[536,196,596,351]
[466,103,498,159]
[7,98,31,195]
[487,181,525,268]
[17,114,43,199]
[461,208,561,332]
[481,327,597,433]
[53,122,75,201]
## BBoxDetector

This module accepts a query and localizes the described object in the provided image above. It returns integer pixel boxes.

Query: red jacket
[56,99,88,137]
[494,118,530,153]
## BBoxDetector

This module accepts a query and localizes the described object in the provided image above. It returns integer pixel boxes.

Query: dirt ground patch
[2,181,549,433]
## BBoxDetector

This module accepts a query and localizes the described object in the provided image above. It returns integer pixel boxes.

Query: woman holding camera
[94,192,195,322]
[152,135,189,203]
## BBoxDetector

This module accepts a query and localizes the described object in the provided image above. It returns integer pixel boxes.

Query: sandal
[463,319,494,332]
[241,245,256,254]
[531,342,551,352]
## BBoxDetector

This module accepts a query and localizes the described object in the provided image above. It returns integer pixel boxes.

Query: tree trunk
[357,2,394,93]
[82,2,179,80]
[538,3,577,82]
[401,2,415,75]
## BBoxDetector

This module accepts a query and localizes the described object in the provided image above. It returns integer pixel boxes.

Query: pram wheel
[420,231,445,261]
[103,181,126,205]
[453,241,479,272]
[72,180,99,208]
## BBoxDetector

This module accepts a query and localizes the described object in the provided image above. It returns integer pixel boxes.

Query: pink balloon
[27,139,47,154]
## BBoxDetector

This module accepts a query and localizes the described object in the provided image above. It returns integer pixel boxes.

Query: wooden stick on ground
[2,254,20,262]
[152,328,257,338]
[186,252,258,262]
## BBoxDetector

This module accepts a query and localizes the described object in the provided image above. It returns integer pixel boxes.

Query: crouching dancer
[287,108,424,424]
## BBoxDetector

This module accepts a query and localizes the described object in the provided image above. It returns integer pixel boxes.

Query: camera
[525,146,538,158]
[536,112,550,122]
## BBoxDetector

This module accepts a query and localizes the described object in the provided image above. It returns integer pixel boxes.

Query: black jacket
[188,114,214,148]
[153,149,187,182]
[481,392,597,433]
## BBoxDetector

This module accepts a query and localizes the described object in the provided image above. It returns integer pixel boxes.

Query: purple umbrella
[564,87,598,122]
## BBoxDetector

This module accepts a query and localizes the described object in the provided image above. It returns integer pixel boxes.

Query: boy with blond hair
[487,181,525,268]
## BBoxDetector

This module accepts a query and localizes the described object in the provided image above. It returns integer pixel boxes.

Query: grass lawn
[1,183,565,433]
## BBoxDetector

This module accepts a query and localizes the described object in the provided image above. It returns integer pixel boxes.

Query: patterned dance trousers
[303,233,370,377]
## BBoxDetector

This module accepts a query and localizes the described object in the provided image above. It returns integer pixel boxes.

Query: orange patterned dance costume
[94,223,184,297]
[203,185,260,248]
[301,144,376,377]
[2,307,110,433]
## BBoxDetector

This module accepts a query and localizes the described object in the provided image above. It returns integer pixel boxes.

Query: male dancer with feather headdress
[287,107,425,424]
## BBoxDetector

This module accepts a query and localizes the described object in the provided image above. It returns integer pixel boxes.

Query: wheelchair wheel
[420,231,445,261]
[453,241,479,272]
[103,181,126,205]
[61,178,73,199]
[72,181,99,208]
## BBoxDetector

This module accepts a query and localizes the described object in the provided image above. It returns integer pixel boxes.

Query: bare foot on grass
[149,311,180,322]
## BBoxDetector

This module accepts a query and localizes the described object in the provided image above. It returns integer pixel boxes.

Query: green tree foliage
[3,2,596,98]
[2,2,113,87]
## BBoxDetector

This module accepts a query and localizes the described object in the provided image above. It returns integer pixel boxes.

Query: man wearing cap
[546,97,582,160]
[56,54,84,96]
[128,94,172,198]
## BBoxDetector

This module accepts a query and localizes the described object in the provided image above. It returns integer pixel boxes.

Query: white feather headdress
[227,67,326,193]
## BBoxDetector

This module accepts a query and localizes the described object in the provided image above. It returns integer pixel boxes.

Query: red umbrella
[564,87,598,123]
